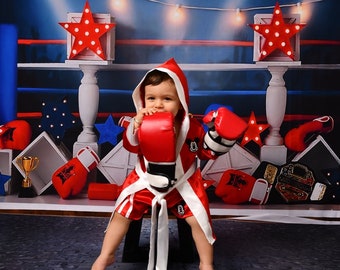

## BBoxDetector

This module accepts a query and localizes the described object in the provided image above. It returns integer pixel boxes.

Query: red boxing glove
[0,120,32,150]
[88,183,122,200]
[284,116,334,152]
[215,169,271,205]
[138,112,176,192]
[52,146,100,199]
[203,107,247,155]
[215,169,255,204]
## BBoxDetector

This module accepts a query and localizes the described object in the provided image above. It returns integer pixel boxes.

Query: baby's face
[144,80,182,117]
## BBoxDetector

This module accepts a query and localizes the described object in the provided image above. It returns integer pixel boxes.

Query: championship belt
[249,178,271,205]
[275,162,327,203]
[251,162,279,204]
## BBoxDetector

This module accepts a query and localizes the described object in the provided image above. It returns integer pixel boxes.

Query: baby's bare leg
[185,216,214,270]
[92,212,131,270]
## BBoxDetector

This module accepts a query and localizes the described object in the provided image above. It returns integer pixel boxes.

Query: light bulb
[113,0,121,7]
[173,5,181,19]
[236,8,241,22]
[168,4,185,24]
[297,2,302,15]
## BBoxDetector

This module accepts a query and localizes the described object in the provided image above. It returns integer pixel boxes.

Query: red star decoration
[249,2,306,61]
[240,111,269,147]
[59,1,115,60]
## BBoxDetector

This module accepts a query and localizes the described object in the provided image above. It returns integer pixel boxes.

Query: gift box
[291,135,340,203]
[66,12,115,61]
[0,149,12,194]
[97,141,137,186]
[201,143,260,186]
[292,135,340,184]
[253,13,301,62]
[12,132,72,195]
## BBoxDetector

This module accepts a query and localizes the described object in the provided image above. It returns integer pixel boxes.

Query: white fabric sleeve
[125,120,139,146]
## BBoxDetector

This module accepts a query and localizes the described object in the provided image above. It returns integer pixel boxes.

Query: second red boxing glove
[52,146,100,199]
[216,169,271,205]
[203,107,247,156]
[215,169,256,204]
[284,116,334,152]
[0,120,32,150]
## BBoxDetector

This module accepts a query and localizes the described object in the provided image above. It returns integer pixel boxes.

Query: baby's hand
[134,108,157,129]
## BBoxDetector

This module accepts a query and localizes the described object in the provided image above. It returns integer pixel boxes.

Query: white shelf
[0,194,115,213]
[17,62,340,71]
[1,194,340,224]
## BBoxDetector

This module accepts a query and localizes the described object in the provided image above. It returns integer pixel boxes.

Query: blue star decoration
[0,172,11,196]
[95,115,124,146]
[39,97,80,141]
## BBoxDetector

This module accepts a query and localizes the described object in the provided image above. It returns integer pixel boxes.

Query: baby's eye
[164,97,173,101]
[146,96,155,100]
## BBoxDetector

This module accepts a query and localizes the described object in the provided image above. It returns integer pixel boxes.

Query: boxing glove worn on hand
[138,112,176,192]
[203,107,247,156]
[0,120,32,150]
[52,146,100,199]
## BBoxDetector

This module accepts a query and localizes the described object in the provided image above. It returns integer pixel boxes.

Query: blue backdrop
[1,0,340,152]
[1,0,339,91]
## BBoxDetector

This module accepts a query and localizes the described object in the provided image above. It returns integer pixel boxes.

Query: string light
[235,8,244,24]
[147,0,322,14]
[290,1,314,22]
[110,0,128,13]
[146,0,323,25]
[167,3,185,24]
[112,0,122,7]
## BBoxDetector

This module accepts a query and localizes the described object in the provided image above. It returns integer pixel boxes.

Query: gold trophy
[16,156,39,198]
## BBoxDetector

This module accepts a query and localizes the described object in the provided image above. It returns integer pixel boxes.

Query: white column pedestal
[260,65,288,165]
[260,145,287,165]
[73,64,100,156]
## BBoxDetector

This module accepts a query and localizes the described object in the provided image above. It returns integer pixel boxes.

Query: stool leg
[122,218,143,262]
[177,218,196,263]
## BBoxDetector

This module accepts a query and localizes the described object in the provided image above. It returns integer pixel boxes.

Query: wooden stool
[122,216,196,263]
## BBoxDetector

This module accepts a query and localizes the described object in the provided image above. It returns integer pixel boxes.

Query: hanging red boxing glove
[203,107,247,156]
[0,120,32,150]
[138,112,176,192]
[52,146,100,199]
[284,116,334,152]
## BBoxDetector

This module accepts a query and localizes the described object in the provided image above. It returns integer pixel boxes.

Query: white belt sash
[112,160,214,270]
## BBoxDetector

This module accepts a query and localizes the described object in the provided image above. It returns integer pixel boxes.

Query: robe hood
[131,58,190,156]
